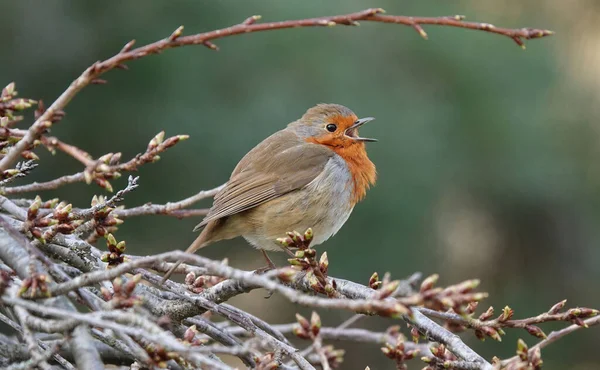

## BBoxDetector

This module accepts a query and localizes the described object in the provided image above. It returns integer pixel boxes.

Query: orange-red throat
[306,114,377,204]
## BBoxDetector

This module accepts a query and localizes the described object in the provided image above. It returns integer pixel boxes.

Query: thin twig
[418,305,599,340]
[70,325,104,370]
[114,184,223,218]
[185,316,257,367]
[3,172,85,195]
[72,175,139,220]
[501,315,600,367]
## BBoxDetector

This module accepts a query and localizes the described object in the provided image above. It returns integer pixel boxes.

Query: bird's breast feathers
[302,155,356,242]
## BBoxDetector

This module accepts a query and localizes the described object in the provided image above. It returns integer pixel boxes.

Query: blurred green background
[2,1,599,368]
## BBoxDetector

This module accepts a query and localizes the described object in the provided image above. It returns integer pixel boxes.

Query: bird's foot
[254,265,275,275]
[253,265,276,298]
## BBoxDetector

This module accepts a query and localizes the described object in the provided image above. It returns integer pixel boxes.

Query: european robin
[162,103,376,282]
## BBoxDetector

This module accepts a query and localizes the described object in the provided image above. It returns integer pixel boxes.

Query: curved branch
[0,8,553,172]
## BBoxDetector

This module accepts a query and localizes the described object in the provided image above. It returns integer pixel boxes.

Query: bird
[161,103,377,283]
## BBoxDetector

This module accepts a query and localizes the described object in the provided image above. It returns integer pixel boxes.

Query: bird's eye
[325,124,337,132]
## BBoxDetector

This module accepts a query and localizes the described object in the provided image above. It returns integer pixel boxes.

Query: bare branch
[71,325,104,370]
[114,184,223,218]
[72,175,139,220]
[0,9,552,172]
[501,315,600,367]
[3,172,85,195]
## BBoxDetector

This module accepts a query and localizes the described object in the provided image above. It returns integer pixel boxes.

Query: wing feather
[194,130,333,231]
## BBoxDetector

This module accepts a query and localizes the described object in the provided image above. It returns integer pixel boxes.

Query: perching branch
[1,166,595,369]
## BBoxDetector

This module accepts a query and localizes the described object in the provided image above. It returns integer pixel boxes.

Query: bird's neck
[333,145,376,205]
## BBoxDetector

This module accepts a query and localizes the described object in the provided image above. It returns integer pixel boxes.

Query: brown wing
[193,130,333,231]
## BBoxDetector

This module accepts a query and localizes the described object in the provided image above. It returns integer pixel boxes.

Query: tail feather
[159,224,212,285]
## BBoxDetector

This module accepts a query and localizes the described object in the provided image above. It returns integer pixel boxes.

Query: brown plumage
[161,104,376,283]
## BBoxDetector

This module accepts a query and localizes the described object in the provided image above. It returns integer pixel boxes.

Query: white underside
[242,154,354,251]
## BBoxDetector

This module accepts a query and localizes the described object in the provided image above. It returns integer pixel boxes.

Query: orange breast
[333,144,376,204]
[306,137,376,204]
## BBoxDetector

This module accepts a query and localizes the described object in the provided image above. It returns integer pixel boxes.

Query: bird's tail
[159,225,212,285]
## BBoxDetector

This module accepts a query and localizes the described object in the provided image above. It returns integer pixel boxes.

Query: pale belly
[241,155,355,251]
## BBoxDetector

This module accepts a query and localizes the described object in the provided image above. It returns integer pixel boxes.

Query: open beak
[345,117,377,142]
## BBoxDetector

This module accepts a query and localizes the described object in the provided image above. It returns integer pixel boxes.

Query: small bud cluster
[18,272,51,298]
[254,352,280,370]
[292,312,345,368]
[418,274,488,313]
[0,83,62,161]
[22,197,85,243]
[274,266,298,283]
[278,228,337,297]
[380,334,419,370]
[0,270,12,296]
[100,233,127,267]
[474,305,512,342]
[34,99,65,124]
[101,275,142,309]
[368,272,382,290]
[135,131,189,168]
[366,272,414,316]
[0,98,38,114]
[561,305,599,328]
[409,325,421,343]
[144,343,179,369]
[0,82,36,122]
[184,267,227,294]
[467,299,599,343]
[351,271,409,317]
[316,345,345,369]
[78,131,188,193]
[499,339,543,370]
[89,195,124,237]
[83,152,123,193]
[373,276,401,301]
[420,343,460,370]
[181,325,208,346]
[293,311,321,339]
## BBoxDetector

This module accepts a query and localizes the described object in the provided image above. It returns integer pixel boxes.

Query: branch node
[202,41,219,51]
[512,36,526,49]
[243,15,262,25]
[169,26,184,41]
[412,24,428,40]
[120,39,136,53]
[369,8,386,15]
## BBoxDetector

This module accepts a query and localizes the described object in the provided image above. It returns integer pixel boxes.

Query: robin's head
[288,104,376,148]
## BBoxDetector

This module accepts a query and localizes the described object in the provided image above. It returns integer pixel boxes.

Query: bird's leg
[256,250,278,299]
[255,250,277,274]
[278,244,296,257]
[262,249,277,269]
